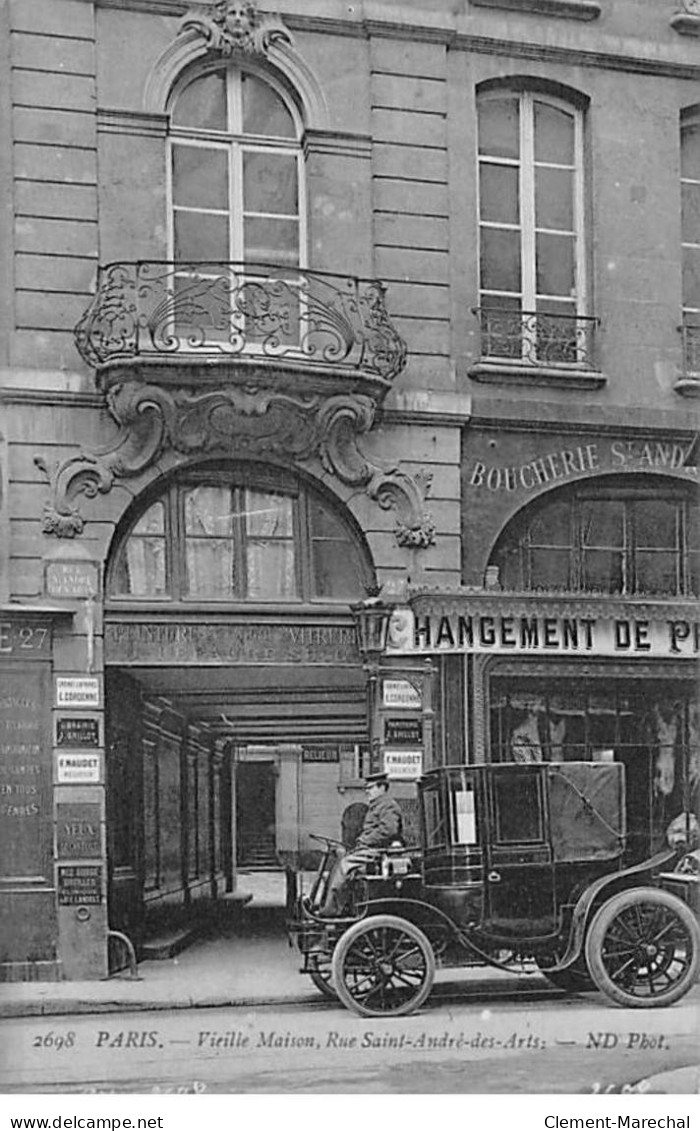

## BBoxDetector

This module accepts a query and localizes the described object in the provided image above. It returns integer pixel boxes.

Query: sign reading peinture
[387,606,700,659]
[105,621,359,665]
[56,753,101,784]
[384,749,423,780]
[55,677,100,707]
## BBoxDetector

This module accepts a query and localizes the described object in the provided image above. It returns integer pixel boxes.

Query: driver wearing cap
[320,771,403,916]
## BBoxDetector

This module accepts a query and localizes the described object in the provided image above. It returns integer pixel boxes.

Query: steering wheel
[309,833,345,848]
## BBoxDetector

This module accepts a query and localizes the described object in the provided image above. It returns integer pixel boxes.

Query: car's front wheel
[585,887,700,1008]
[307,952,337,999]
[331,914,435,1017]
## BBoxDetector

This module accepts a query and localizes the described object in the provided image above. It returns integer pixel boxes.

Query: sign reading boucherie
[387,605,700,658]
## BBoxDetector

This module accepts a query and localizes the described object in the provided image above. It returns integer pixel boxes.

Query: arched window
[476,87,589,367]
[490,479,699,597]
[169,66,303,268]
[108,469,373,603]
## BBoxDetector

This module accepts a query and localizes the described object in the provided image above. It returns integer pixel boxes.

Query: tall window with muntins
[491,483,699,597]
[168,66,304,349]
[681,118,700,374]
[109,472,371,603]
[477,89,587,368]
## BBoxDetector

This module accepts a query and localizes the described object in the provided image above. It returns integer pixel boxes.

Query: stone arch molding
[143,0,330,130]
[34,381,435,549]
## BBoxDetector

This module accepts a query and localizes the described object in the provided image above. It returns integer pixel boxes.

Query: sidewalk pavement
[0,873,317,1019]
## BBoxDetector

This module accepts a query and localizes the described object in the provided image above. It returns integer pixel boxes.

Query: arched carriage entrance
[102,459,374,942]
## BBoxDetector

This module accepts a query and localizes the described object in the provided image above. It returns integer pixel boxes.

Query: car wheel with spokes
[331,914,435,1018]
[585,887,700,1008]
[307,952,337,999]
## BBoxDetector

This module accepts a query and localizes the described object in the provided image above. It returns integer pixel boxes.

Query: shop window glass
[490,678,697,861]
[530,500,572,546]
[491,489,695,597]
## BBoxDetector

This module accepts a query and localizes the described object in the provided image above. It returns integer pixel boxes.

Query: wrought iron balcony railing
[74,261,408,382]
[473,306,598,369]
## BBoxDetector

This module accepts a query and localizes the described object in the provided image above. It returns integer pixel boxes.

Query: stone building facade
[0,0,698,980]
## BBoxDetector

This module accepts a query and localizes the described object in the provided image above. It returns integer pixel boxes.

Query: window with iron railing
[475,88,594,371]
[168,64,305,350]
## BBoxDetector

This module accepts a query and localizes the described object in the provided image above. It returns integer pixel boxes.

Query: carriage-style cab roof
[418,761,626,864]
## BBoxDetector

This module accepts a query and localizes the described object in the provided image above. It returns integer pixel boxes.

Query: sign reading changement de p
[55,677,100,708]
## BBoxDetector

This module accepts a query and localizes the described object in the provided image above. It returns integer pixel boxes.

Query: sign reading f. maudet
[387,600,700,659]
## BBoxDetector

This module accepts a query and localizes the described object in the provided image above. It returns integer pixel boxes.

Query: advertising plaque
[0,666,51,880]
[45,560,99,600]
[384,718,423,746]
[57,865,102,906]
[302,745,340,763]
[382,678,421,709]
[56,753,101,785]
[55,677,100,708]
[383,749,423,780]
[56,802,102,858]
[56,717,101,748]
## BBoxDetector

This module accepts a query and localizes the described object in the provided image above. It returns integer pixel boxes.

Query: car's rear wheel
[331,914,435,1017]
[307,952,337,999]
[585,887,700,1008]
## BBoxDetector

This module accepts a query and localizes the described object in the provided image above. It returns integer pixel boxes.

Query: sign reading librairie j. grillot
[387,605,700,658]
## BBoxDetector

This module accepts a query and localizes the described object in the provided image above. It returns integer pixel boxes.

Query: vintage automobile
[287,761,700,1017]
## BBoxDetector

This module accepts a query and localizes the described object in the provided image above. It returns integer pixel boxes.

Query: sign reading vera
[388,605,700,659]
[56,802,102,858]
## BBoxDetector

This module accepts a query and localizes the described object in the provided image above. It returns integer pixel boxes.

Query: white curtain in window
[185,487,235,597]
[245,490,296,598]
